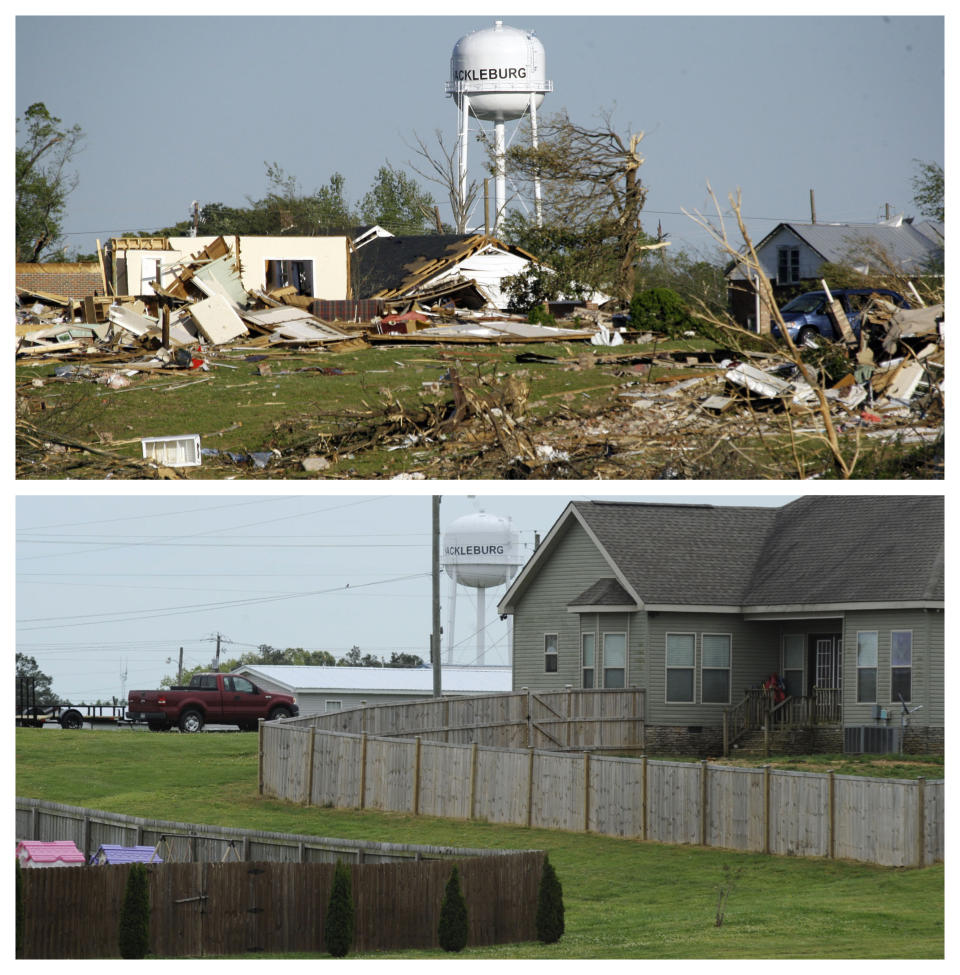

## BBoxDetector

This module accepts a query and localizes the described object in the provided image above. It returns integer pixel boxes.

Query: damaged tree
[502,108,652,304]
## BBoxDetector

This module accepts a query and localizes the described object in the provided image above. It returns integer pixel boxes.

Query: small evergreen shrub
[324,860,355,958]
[437,865,468,952]
[118,863,150,959]
[535,855,565,944]
[629,287,696,337]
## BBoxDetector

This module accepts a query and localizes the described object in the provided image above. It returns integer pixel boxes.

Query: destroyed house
[105,234,351,300]
[498,496,943,756]
[727,219,945,331]
[352,232,538,310]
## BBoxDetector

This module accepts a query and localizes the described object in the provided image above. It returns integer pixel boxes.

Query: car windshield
[780,293,826,314]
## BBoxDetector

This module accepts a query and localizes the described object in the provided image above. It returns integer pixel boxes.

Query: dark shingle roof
[570,497,943,607]
[568,577,636,608]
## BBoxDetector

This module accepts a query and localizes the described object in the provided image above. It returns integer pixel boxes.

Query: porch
[722,686,842,757]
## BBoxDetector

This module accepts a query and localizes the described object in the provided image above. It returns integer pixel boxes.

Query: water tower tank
[443,512,519,589]
[449,21,548,122]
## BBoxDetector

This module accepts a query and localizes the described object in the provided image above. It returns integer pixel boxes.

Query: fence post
[827,769,835,859]
[413,737,422,815]
[525,687,532,748]
[467,741,478,820]
[304,727,316,805]
[641,754,648,841]
[526,747,536,827]
[257,718,265,795]
[359,733,368,810]
[700,760,708,847]
[917,777,926,867]
[583,750,591,833]
[762,764,771,855]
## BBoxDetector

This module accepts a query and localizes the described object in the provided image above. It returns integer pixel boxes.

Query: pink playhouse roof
[16,840,86,864]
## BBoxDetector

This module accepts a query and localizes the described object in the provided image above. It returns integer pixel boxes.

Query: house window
[582,632,595,689]
[857,631,878,703]
[782,634,805,698]
[701,634,731,704]
[544,634,558,673]
[891,630,912,703]
[325,700,342,712]
[666,633,695,703]
[603,633,626,688]
[777,247,800,284]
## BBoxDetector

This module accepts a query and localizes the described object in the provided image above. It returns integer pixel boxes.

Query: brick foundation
[902,726,944,755]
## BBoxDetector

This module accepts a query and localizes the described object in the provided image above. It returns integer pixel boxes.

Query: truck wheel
[268,706,292,722]
[179,709,204,733]
[60,709,84,730]
[798,326,820,347]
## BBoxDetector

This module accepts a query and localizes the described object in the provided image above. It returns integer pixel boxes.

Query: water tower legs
[458,96,471,222]
[494,121,506,235]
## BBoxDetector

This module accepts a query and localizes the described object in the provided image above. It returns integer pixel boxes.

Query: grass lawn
[15,729,944,958]
[16,338,941,479]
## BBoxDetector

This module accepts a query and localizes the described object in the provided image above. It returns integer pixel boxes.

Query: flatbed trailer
[16,703,133,730]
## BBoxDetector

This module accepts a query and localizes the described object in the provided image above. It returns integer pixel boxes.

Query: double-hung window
[701,634,731,704]
[857,631,878,703]
[890,630,912,703]
[544,633,558,673]
[666,633,696,703]
[777,246,800,284]
[581,633,595,688]
[603,633,626,688]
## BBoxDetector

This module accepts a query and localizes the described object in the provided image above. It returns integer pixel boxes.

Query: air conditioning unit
[844,726,902,754]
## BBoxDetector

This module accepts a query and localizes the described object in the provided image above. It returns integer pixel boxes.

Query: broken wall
[115,236,351,300]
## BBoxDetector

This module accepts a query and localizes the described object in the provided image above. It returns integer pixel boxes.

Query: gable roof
[91,845,162,865]
[727,220,944,279]
[353,233,536,299]
[16,840,86,864]
[500,497,943,613]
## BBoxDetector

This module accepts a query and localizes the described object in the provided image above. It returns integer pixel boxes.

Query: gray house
[726,219,944,331]
[498,497,943,755]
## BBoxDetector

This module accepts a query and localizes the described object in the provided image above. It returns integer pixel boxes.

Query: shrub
[535,855,565,944]
[629,287,696,337]
[437,865,468,952]
[118,863,150,959]
[324,860,355,958]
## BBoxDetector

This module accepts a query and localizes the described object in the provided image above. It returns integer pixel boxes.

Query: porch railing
[723,686,842,755]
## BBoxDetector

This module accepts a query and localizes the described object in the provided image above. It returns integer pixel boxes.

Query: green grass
[17,337,940,479]
[16,729,943,958]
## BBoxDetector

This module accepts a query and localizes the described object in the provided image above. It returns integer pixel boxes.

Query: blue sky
[14,8,945,262]
[17,491,803,702]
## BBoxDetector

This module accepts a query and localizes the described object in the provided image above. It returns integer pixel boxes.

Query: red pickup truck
[126,672,298,733]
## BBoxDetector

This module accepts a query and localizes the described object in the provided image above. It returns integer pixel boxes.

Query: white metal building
[233,664,512,717]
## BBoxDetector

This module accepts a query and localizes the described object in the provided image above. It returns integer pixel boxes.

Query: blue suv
[772,288,910,345]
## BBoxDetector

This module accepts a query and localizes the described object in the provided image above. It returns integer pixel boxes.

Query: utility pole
[178,647,184,684]
[432,496,442,698]
[810,189,817,224]
[215,633,222,672]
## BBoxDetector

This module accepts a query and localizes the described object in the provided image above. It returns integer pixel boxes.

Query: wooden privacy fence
[15,797,527,866]
[260,724,944,869]
[292,687,646,751]
[19,852,544,958]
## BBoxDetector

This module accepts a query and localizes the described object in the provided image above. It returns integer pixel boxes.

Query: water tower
[443,509,522,666]
[445,21,553,234]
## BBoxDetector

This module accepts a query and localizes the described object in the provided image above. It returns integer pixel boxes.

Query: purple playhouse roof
[16,840,86,864]
[91,844,162,865]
